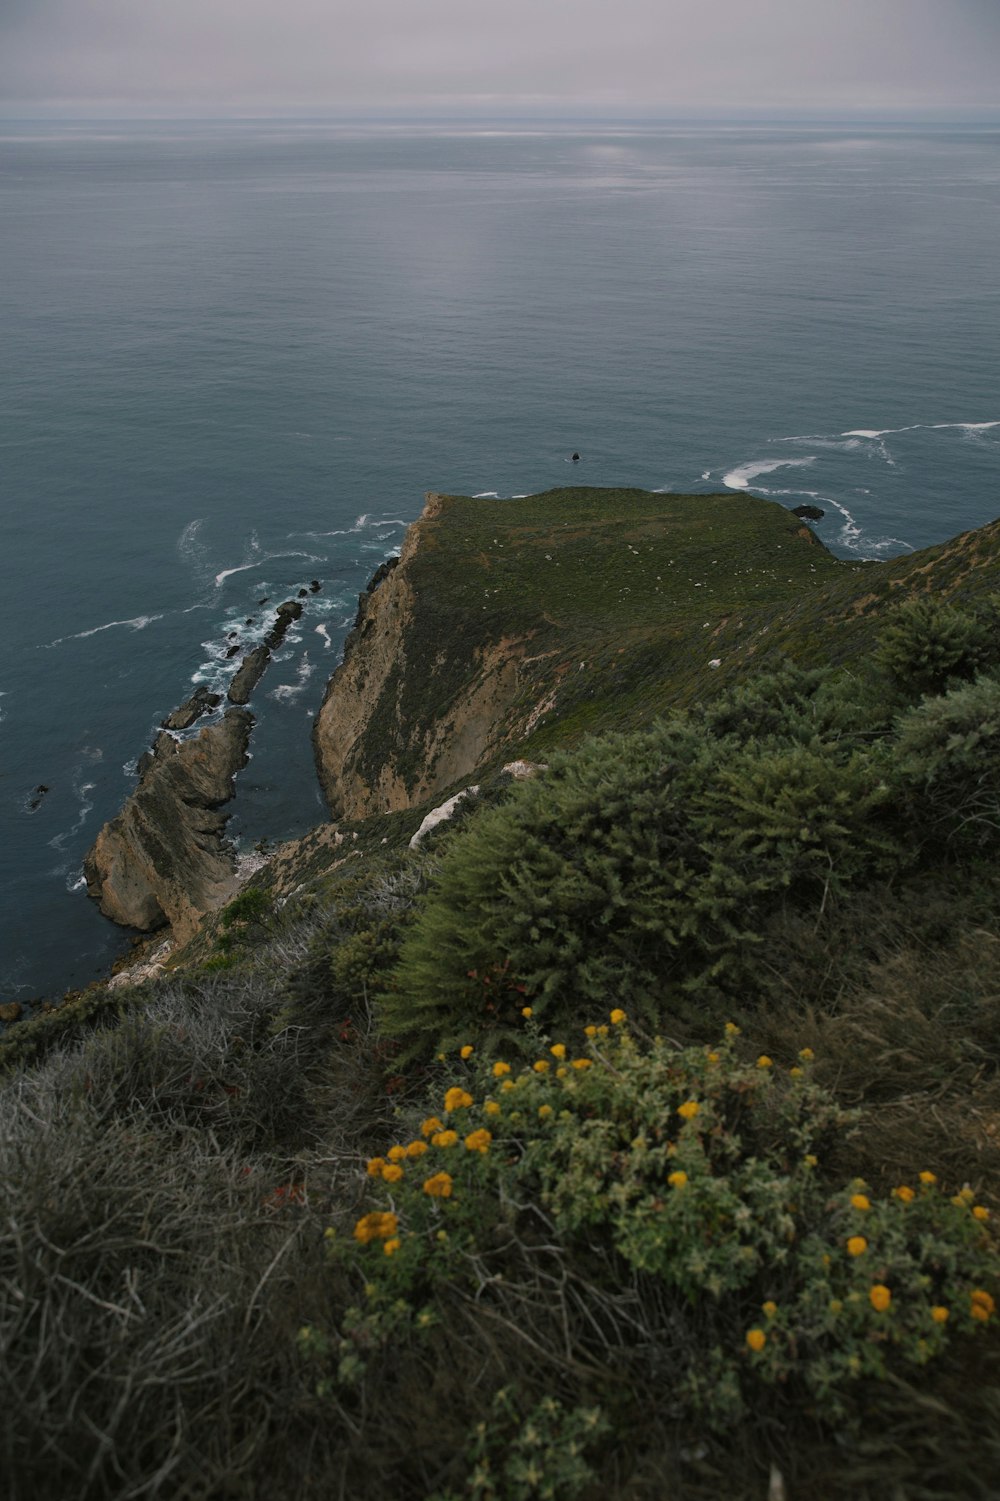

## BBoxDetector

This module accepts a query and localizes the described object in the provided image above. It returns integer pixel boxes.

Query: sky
[1,0,999,119]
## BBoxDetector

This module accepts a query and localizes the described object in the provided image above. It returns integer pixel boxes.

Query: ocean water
[2,119,999,1001]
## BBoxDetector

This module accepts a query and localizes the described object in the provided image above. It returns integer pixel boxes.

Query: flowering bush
[306,1019,999,1428]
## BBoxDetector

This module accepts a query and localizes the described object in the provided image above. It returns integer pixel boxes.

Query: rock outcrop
[162,686,221,731]
[226,600,306,705]
[83,709,252,942]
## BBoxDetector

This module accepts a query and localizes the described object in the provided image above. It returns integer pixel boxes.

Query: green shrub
[891,674,1000,852]
[306,1019,999,1445]
[877,598,998,699]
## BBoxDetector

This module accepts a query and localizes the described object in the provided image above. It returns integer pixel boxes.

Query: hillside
[3,488,1000,1501]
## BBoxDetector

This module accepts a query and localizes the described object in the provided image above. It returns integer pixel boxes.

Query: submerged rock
[162,685,222,731]
[791,504,825,521]
[83,709,252,941]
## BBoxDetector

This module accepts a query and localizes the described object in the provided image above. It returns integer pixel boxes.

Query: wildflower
[421,1116,444,1137]
[423,1172,454,1199]
[521,1006,533,1018]
[798,1047,815,1060]
[757,1055,773,1070]
[931,1306,950,1324]
[971,1290,995,1319]
[893,1185,915,1203]
[596,1025,610,1038]
[571,1058,592,1070]
[444,1087,473,1113]
[584,1025,598,1038]
[762,1301,777,1318]
[829,1300,843,1315]
[556,1066,568,1078]
[846,1236,868,1257]
[745,1329,766,1352]
[366,1156,386,1177]
[431,1130,458,1149]
[323,1227,336,1241]
[956,1186,976,1204]
[724,1021,741,1036]
[550,1043,567,1059]
[610,1008,626,1025]
[973,1206,991,1222]
[677,1100,700,1121]
[381,1163,404,1183]
[460,1045,474,1060]
[387,1145,407,1162]
[668,1170,688,1188]
[789,1066,804,1078]
[383,1238,401,1257]
[353,1211,399,1244]
[706,1051,720,1064]
[406,1140,428,1158]
[538,1105,553,1119]
[851,1194,871,1212]
[492,1062,511,1078]
[464,1128,492,1153]
[870,1284,892,1312]
[484,1100,501,1117]
[919,1171,937,1186]
[501,1079,515,1092]
[804,1154,818,1168]
[533,1059,550,1074]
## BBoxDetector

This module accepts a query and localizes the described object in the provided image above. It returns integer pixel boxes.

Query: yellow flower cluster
[745,1328,766,1352]
[353,1211,399,1243]
[869,1284,892,1312]
[850,1194,871,1212]
[970,1289,995,1322]
[444,1087,473,1113]
[667,1170,688,1189]
[492,1061,511,1078]
[846,1235,867,1257]
[610,1008,626,1025]
[431,1129,458,1148]
[460,1045,474,1059]
[677,1099,700,1121]
[464,1128,492,1153]
[423,1172,454,1198]
[421,1116,444,1137]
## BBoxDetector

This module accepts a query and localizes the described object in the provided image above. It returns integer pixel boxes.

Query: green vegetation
[3,495,1000,1498]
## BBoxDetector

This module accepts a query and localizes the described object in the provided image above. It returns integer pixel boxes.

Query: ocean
[2,119,999,1001]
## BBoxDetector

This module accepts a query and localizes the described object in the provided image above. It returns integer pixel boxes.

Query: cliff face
[312,487,1000,827]
[84,709,252,943]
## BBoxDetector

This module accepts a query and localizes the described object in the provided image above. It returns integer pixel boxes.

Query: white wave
[314,624,332,649]
[43,614,164,648]
[269,656,317,702]
[213,550,321,588]
[931,420,1000,434]
[473,491,499,499]
[67,872,87,893]
[47,775,97,852]
[701,471,712,480]
[177,517,206,566]
[351,513,370,531]
[841,420,998,439]
[723,457,816,491]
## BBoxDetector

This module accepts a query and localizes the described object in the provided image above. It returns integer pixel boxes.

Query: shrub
[877,598,998,699]
[891,674,1000,853]
[306,1020,999,1447]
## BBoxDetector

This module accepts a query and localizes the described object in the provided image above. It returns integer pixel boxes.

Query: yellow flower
[919,1171,937,1186]
[533,1059,550,1074]
[893,1185,915,1203]
[851,1194,871,1212]
[870,1284,892,1313]
[789,1066,803,1078]
[421,1116,444,1137]
[931,1305,950,1324]
[677,1099,700,1121]
[798,1046,814,1061]
[381,1162,404,1183]
[571,1058,592,1070]
[757,1055,773,1069]
[550,1043,567,1059]
[444,1087,473,1113]
[956,1186,976,1204]
[724,1021,741,1036]
[405,1139,428,1158]
[383,1238,401,1257]
[610,1008,626,1025]
[745,1329,766,1352]
[353,1211,399,1243]
[804,1154,818,1168]
[596,1025,609,1038]
[501,1079,515,1093]
[387,1145,407,1162]
[762,1301,777,1318]
[973,1206,991,1222]
[464,1128,492,1154]
[846,1236,868,1257]
[668,1170,688,1188]
[971,1290,995,1317]
[460,1045,474,1060]
[584,1025,598,1038]
[521,1006,533,1018]
[706,1051,720,1064]
[431,1130,458,1149]
[366,1156,386,1177]
[538,1105,553,1119]
[829,1299,843,1315]
[423,1172,454,1199]
[484,1100,501,1117]
[492,1061,511,1078]
[556,1066,568,1079]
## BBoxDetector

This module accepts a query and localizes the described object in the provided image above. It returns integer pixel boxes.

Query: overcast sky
[2,0,999,118]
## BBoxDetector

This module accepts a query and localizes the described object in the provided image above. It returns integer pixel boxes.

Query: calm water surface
[2,120,998,997]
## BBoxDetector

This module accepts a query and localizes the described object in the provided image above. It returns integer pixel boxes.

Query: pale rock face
[83,709,252,943]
